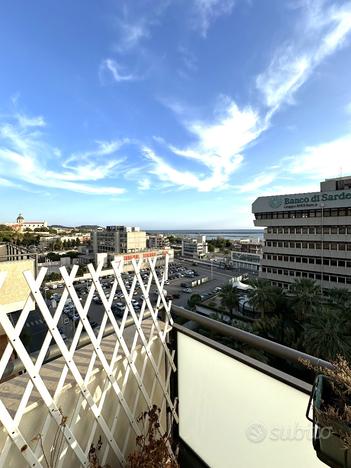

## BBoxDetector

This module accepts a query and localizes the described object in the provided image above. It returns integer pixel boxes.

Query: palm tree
[303,306,351,361]
[289,278,321,321]
[219,285,240,319]
[246,278,276,318]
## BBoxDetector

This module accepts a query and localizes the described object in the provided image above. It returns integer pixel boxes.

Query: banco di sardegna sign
[269,191,351,210]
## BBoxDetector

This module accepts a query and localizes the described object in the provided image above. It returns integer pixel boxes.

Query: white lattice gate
[0,253,177,467]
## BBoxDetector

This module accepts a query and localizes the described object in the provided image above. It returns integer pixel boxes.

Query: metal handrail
[0,311,152,382]
[171,304,333,370]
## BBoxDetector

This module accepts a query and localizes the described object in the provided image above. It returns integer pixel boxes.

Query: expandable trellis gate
[0,253,177,467]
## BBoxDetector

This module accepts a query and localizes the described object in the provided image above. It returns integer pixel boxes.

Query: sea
[147,229,264,241]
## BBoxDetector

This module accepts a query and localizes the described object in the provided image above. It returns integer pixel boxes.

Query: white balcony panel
[178,332,324,468]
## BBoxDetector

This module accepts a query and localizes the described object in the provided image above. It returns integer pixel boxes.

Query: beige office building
[92,226,147,255]
[252,176,351,290]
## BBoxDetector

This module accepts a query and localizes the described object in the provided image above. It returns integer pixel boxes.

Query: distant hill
[50,225,102,230]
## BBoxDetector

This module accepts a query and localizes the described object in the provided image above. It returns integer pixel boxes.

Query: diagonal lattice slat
[0,252,176,467]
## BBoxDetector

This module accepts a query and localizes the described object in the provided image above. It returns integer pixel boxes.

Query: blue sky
[1,0,351,228]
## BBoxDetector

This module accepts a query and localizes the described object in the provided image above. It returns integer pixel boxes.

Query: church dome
[16,213,24,224]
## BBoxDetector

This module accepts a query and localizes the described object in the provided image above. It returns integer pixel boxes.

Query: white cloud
[100,59,137,83]
[192,0,236,37]
[116,20,150,52]
[147,98,265,191]
[138,178,151,190]
[0,114,126,196]
[16,114,46,128]
[256,1,351,111]
[287,134,351,180]
[237,172,277,193]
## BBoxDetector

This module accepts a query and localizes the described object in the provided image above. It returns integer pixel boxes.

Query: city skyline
[1,1,351,228]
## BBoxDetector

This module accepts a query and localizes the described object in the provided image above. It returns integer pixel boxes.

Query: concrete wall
[0,259,35,314]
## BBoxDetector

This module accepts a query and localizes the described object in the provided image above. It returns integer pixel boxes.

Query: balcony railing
[0,254,331,467]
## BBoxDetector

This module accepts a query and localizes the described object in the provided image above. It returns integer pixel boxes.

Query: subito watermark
[245,423,332,443]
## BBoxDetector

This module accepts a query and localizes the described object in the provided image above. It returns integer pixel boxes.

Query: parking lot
[166,260,236,308]
[36,259,237,343]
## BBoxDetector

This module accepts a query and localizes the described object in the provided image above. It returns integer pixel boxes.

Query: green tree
[219,285,240,318]
[303,306,351,361]
[47,252,61,261]
[187,294,202,310]
[289,278,321,320]
[246,278,276,318]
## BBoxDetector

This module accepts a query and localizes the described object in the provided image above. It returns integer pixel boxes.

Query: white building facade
[181,235,208,259]
[92,226,147,256]
[252,176,351,290]
[5,213,48,232]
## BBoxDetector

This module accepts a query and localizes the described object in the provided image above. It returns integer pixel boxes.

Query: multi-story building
[252,176,351,290]
[92,226,147,255]
[5,213,48,232]
[181,235,208,259]
[230,251,261,272]
[146,233,170,249]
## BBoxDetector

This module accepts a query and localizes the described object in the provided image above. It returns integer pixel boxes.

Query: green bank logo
[269,197,283,209]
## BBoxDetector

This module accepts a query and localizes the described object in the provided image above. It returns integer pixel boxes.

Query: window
[339,260,345,267]
[302,257,308,263]
[330,260,337,267]
[296,271,301,277]
[289,270,294,276]
[315,258,321,265]
[339,227,346,234]
[339,244,346,251]
[316,227,322,234]
[308,273,314,279]
[308,258,314,264]
[338,277,346,284]
[295,242,301,249]
[331,227,337,234]
[309,228,315,234]
[315,273,321,280]
[296,257,301,263]
[323,259,329,266]
[331,209,338,217]
[302,228,308,234]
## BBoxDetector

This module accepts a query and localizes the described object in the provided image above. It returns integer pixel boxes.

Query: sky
[1,0,351,229]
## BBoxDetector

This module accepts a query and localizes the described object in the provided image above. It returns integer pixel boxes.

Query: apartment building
[92,226,147,255]
[146,233,170,249]
[181,235,208,259]
[252,176,351,290]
